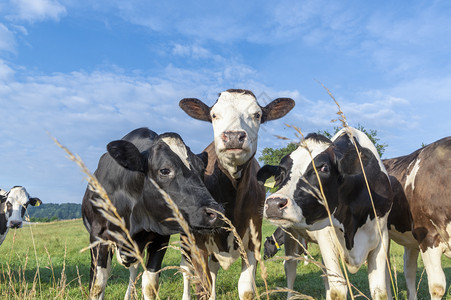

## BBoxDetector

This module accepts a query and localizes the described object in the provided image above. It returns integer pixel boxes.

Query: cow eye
[159,168,171,176]
[319,164,329,173]
[6,202,12,211]
[254,112,261,120]
[211,113,217,119]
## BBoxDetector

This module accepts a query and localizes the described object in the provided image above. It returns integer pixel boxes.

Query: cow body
[257,127,393,299]
[179,89,294,299]
[82,127,223,300]
[384,136,451,300]
[0,186,42,245]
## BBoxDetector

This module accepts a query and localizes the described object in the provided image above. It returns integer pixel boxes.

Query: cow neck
[217,157,252,189]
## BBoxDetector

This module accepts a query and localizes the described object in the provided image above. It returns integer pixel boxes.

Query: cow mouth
[191,225,222,234]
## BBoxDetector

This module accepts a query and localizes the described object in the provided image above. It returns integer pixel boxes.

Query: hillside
[26,203,82,222]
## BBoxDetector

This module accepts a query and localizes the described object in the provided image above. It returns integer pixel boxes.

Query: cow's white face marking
[210,91,262,178]
[405,157,421,192]
[5,187,30,228]
[161,137,191,170]
[264,139,330,228]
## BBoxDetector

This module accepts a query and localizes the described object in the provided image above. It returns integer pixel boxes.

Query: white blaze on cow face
[5,186,30,228]
[161,136,191,170]
[264,139,331,228]
[210,91,262,178]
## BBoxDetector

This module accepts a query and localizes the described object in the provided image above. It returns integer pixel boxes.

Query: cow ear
[29,197,42,206]
[334,144,373,176]
[257,165,281,185]
[0,194,7,203]
[261,98,295,123]
[196,151,209,168]
[107,140,147,173]
[179,98,211,122]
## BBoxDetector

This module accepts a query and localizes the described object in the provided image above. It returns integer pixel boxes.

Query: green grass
[0,219,450,299]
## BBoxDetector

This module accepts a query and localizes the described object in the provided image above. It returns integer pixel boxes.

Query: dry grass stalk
[146,176,212,299]
[250,219,269,300]
[320,85,398,299]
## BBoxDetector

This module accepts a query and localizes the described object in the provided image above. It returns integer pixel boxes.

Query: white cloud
[8,0,66,23]
[0,23,16,53]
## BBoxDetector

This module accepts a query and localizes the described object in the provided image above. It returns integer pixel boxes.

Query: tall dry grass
[1,87,416,300]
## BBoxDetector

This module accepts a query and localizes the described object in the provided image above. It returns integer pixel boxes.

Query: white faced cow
[0,186,42,245]
[179,89,294,300]
[82,128,224,300]
[257,127,393,300]
[384,136,451,300]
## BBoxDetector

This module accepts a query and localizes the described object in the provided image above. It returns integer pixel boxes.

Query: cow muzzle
[9,220,23,229]
[265,196,288,219]
[221,131,247,150]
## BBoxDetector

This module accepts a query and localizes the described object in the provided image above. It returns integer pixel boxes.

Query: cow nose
[204,207,224,228]
[265,197,288,218]
[10,220,22,228]
[222,131,247,149]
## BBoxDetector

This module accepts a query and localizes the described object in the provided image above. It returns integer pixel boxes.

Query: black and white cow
[82,127,224,300]
[384,136,451,300]
[257,127,393,299]
[179,89,295,299]
[0,186,42,245]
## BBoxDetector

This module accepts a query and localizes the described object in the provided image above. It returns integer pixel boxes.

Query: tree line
[26,203,82,222]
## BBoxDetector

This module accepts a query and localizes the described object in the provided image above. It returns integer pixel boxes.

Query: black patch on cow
[0,212,7,235]
[285,133,392,250]
[224,89,256,98]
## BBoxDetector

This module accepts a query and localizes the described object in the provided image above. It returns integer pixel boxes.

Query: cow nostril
[238,132,246,143]
[278,198,288,209]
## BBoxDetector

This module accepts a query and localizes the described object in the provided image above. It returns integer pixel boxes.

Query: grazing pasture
[0,219,450,299]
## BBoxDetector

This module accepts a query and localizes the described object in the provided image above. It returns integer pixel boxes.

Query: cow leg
[142,235,170,300]
[283,230,301,300]
[208,256,220,300]
[367,230,390,300]
[316,230,347,300]
[124,263,139,300]
[89,244,112,300]
[181,254,192,300]
[403,247,419,300]
[420,245,446,300]
[238,250,257,300]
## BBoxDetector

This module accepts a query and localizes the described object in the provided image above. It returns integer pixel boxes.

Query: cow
[263,227,308,264]
[0,186,42,245]
[179,89,295,299]
[384,136,451,300]
[257,127,393,300]
[81,127,224,300]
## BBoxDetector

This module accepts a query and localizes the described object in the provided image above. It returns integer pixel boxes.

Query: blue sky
[1,0,450,204]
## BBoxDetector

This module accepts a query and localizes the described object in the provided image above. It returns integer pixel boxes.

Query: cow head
[257,128,390,232]
[107,132,224,235]
[180,89,295,178]
[1,186,41,229]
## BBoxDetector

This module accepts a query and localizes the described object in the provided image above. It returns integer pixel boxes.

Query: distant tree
[258,142,298,166]
[27,203,82,222]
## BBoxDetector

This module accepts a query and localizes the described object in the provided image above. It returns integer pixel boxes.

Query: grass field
[0,219,450,299]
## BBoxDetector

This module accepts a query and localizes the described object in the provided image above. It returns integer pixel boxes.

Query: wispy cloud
[7,0,66,23]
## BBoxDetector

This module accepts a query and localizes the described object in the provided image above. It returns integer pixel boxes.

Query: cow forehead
[7,187,29,206]
[160,136,191,170]
[289,139,331,176]
[212,91,261,115]
[332,127,388,176]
